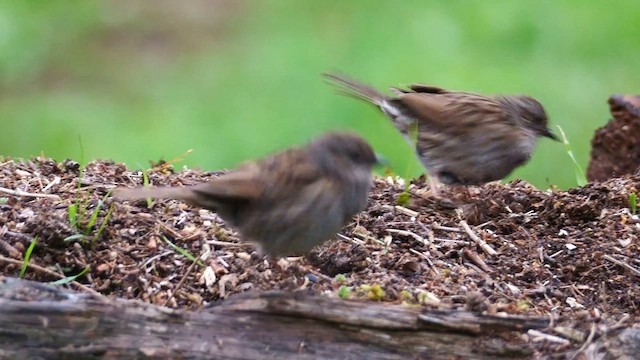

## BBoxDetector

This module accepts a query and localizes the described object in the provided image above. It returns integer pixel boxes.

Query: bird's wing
[400,92,510,131]
[394,92,451,127]
[408,84,449,94]
[190,164,263,203]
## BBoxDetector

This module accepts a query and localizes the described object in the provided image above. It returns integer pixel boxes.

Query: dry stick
[394,205,419,218]
[337,233,367,246]
[0,238,21,259]
[571,323,597,360]
[206,240,253,248]
[527,329,571,345]
[0,186,60,199]
[306,268,333,283]
[408,248,434,268]
[459,220,497,256]
[602,254,640,276]
[462,248,492,273]
[386,229,428,245]
[432,224,464,233]
[164,258,199,307]
[0,255,106,300]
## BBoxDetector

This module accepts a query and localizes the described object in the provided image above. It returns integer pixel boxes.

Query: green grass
[1,1,639,189]
[556,126,588,187]
[142,167,153,208]
[162,236,204,267]
[19,236,38,279]
[65,191,115,247]
[49,267,90,286]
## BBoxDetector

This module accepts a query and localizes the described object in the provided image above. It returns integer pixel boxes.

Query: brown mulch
[587,94,640,182]
[1,157,639,356]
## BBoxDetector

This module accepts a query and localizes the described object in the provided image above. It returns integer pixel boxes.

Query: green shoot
[400,290,414,304]
[84,198,104,235]
[556,125,587,187]
[92,202,115,246]
[84,189,113,236]
[142,168,152,208]
[334,273,347,284]
[162,235,204,266]
[19,236,38,279]
[397,190,410,207]
[49,266,90,286]
[395,121,420,205]
[65,190,114,247]
[360,284,385,301]
[629,193,637,215]
[68,203,78,228]
[0,197,7,204]
[337,285,352,299]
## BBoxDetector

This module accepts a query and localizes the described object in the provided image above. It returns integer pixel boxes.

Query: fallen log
[0,276,553,359]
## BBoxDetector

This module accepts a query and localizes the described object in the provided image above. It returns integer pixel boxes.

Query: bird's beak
[541,128,560,142]
[375,153,389,166]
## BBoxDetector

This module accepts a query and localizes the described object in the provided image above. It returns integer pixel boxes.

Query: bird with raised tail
[324,73,559,194]
[114,132,378,257]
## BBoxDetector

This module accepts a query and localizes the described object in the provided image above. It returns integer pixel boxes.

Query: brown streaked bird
[114,132,377,257]
[324,73,559,194]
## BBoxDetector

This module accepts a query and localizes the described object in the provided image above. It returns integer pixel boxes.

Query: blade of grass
[48,266,90,285]
[73,137,86,228]
[556,125,588,186]
[162,235,204,266]
[19,236,38,279]
[92,202,115,247]
[85,199,104,235]
[68,204,78,228]
[630,193,637,215]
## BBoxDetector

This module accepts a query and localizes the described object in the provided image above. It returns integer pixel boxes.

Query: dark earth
[1,155,639,358]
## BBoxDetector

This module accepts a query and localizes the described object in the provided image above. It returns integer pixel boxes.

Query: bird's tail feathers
[113,186,194,202]
[323,73,387,106]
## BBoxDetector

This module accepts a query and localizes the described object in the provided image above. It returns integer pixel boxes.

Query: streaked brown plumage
[324,73,558,188]
[114,132,377,257]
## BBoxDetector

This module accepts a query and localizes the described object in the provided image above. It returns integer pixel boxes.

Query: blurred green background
[1,1,638,189]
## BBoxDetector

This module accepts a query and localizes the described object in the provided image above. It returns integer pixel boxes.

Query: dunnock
[114,132,378,257]
[324,73,558,193]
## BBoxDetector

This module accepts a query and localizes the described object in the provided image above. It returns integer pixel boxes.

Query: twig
[386,229,428,245]
[140,250,174,271]
[527,329,571,345]
[394,205,419,218]
[603,254,640,276]
[0,238,22,259]
[432,224,464,233]
[432,238,469,245]
[0,255,106,300]
[42,176,61,192]
[164,258,199,306]
[306,268,333,283]
[408,248,434,267]
[459,220,497,256]
[0,186,60,199]
[206,240,253,248]
[571,323,597,359]
[463,248,492,273]
[611,314,631,330]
